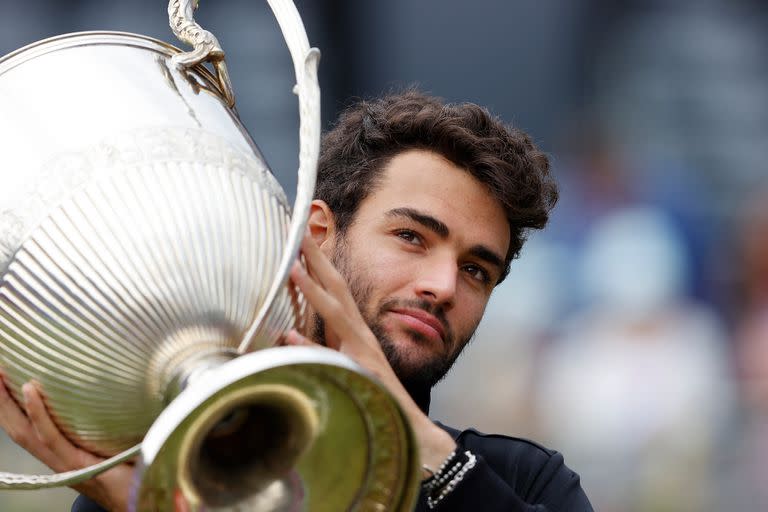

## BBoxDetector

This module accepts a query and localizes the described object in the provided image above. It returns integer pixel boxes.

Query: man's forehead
[379,150,505,210]
[357,151,511,255]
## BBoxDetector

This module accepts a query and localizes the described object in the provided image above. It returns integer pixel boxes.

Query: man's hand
[0,370,133,511]
[284,234,457,477]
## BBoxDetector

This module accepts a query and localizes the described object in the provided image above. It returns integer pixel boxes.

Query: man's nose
[414,258,457,309]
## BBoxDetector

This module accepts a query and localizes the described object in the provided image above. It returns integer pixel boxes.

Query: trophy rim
[0,30,229,122]
[135,346,421,511]
[0,31,215,81]
[139,347,371,460]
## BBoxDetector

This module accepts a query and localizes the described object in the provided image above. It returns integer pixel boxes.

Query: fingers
[291,262,341,317]
[0,372,64,469]
[174,488,192,512]
[1,374,133,509]
[292,234,381,351]
[22,381,85,471]
[290,237,415,409]
[0,369,32,446]
[23,381,55,439]
[298,233,353,300]
[1,371,98,474]
[291,257,368,348]
[290,261,343,350]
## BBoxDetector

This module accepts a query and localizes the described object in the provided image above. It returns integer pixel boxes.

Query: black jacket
[415,423,593,511]
[72,423,592,511]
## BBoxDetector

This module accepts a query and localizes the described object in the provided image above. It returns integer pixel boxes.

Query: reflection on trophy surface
[0,0,419,510]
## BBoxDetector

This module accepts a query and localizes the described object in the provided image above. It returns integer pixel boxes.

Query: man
[0,90,593,511]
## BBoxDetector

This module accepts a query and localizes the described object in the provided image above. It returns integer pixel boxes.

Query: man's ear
[307,200,337,250]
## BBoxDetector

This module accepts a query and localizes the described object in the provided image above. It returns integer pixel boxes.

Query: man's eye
[463,264,490,284]
[395,229,421,245]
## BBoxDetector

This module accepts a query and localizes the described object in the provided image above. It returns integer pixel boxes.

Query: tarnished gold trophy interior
[0,0,420,510]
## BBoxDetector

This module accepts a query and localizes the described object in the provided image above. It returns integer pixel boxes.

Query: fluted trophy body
[0,1,420,510]
[0,32,299,456]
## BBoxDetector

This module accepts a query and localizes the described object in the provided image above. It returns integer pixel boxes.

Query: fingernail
[22,382,33,401]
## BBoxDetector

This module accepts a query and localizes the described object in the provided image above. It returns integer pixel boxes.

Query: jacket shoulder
[437,422,583,505]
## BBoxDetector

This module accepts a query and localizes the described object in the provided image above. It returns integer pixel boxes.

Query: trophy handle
[168,0,236,106]
[168,0,320,354]
[235,0,321,353]
[0,445,140,489]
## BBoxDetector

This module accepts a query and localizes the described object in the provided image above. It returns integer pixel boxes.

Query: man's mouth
[387,307,446,344]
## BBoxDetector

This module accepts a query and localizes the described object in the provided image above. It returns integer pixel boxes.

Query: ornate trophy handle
[0,445,140,489]
[236,0,321,353]
[168,0,236,106]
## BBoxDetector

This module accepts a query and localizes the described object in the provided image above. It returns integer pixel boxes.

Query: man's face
[316,149,510,394]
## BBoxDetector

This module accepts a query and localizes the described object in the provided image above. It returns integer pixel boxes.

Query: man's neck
[408,385,431,414]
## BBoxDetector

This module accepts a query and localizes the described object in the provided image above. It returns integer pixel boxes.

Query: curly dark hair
[316,90,558,283]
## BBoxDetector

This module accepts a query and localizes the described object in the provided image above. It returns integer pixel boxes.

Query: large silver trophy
[0,0,420,510]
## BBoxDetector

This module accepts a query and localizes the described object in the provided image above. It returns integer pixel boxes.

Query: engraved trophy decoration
[0,0,420,510]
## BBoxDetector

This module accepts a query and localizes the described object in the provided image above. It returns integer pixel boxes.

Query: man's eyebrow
[386,207,506,274]
[469,245,505,276]
[385,207,449,238]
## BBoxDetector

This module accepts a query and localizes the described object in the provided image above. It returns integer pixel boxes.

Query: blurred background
[1,0,767,510]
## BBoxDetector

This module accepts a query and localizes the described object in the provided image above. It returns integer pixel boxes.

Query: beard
[311,235,475,410]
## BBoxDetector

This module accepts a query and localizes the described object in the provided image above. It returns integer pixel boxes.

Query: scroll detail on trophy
[0,0,420,510]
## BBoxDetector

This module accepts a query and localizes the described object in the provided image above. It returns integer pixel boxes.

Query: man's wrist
[414,418,457,480]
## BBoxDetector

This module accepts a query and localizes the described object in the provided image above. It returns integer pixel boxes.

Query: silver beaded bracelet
[424,449,477,509]
[422,448,456,489]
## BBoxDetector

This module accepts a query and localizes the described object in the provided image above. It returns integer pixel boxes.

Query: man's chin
[379,339,447,382]
[369,317,456,392]
[387,336,445,366]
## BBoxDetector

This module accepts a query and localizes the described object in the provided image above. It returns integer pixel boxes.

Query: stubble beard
[311,235,474,403]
